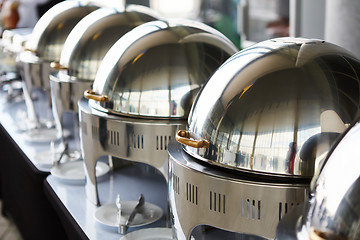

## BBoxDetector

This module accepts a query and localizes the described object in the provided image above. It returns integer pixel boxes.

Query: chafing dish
[50,5,157,146]
[0,28,31,100]
[276,120,360,240]
[1,28,32,55]
[169,37,360,239]
[302,120,360,240]
[49,5,160,157]
[18,0,100,134]
[0,29,18,76]
[1,28,32,74]
[78,19,238,205]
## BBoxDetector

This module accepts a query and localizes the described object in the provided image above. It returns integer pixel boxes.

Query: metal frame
[50,74,92,141]
[79,98,185,205]
[19,55,52,128]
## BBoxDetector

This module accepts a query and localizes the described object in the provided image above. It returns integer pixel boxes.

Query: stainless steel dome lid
[301,120,360,240]
[86,19,238,119]
[54,5,160,82]
[25,0,100,62]
[176,37,360,178]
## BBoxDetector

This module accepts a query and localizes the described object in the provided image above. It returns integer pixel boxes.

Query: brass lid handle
[175,130,210,148]
[309,227,345,240]
[84,89,109,102]
[50,61,68,70]
[24,48,35,53]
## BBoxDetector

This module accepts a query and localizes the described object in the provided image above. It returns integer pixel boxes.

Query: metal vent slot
[117,132,120,146]
[156,136,171,150]
[91,126,99,139]
[209,191,225,213]
[173,174,180,194]
[279,202,296,220]
[130,134,144,149]
[186,183,198,205]
[107,130,120,146]
[241,198,261,220]
[160,136,163,150]
[81,121,87,135]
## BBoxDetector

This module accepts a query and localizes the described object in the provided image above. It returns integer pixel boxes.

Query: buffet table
[0,90,68,240]
[0,90,169,240]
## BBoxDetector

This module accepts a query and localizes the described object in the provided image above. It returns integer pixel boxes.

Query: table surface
[0,88,59,172]
[0,89,170,240]
[46,162,169,240]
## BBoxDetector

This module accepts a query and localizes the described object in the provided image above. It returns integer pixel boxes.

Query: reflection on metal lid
[89,19,238,119]
[57,5,159,81]
[25,1,100,61]
[183,37,360,178]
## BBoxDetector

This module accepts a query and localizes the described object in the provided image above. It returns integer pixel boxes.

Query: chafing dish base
[168,140,309,240]
[79,98,185,206]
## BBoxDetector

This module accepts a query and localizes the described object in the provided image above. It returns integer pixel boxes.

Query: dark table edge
[43,177,89,240]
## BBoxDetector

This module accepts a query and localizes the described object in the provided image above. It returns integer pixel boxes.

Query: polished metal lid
[86,19,238,119]
[55,5,159,81]
[177,38,360,178]
[301,120,360,240]
[25,0,100,61]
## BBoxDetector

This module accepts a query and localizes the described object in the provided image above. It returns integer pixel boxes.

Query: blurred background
[1,0,360,58]
[123,0,356,58]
